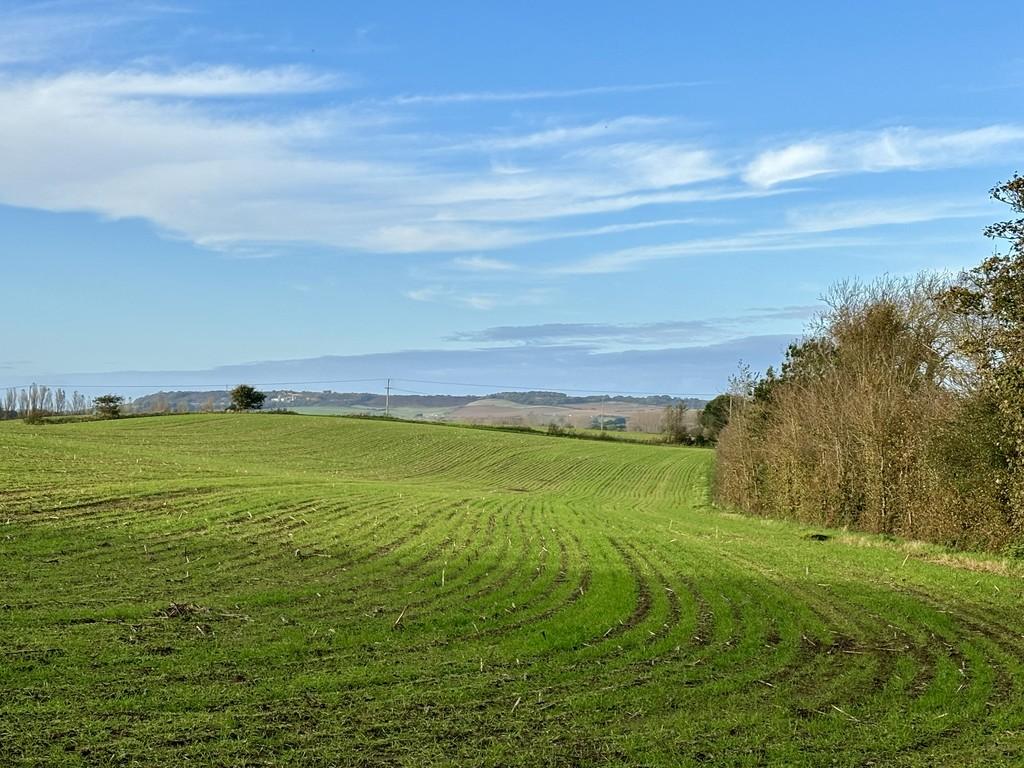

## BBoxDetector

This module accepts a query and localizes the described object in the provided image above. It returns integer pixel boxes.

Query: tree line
[1,383,267,423]
[1,385,93,422]
[713,175,1024,552]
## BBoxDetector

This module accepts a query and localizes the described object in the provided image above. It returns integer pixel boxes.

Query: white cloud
[405,286,446,302]
[434,187,784,224]
[434,144,726,205]
[745,125,1024,187]
[578,143,728,189]
[547,193,998,275]
[381,82,694,106]
[744,142,833,188]
[785,198,991,233]
[405,284,552,310]
[0,67,735,256]
[553,232,876,275]
[382,218,706,255]
[357,223,528,253]
[557,218,703,236]
[0,3,154,64]
[452,256,519,272]
[0,53,1018,267]
[32,66,345,98]
[459,116,671,151]
[461,295,499,310]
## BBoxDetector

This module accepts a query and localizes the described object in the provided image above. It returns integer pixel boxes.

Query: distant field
[2,415,1023,766]
[445,397,668,430]
[290,399,670,433]
[568,426,666,442]
[290,405,461,420]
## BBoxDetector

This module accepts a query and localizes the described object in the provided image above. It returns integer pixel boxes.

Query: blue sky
[1,1,1022,396]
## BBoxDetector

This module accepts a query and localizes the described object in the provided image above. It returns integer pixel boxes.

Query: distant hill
[130,390,476,413]
[130,389,706,414]
[488,391,705,408]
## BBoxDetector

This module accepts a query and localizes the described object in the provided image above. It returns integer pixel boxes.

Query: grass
[290,405,460,419]
[566,426,667,442]
[1,414,1023,766]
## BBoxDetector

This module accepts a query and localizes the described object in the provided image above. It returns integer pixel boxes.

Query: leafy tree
[699,394,743,443]
[230,384,266,411]
[943,174,1024,529]
[94,394,124,419]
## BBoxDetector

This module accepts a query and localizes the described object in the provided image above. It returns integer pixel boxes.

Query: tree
[942,173,1024,530]
[699,394,743,443]
[22,383,50,423]
[662,403,693,444]
[94,394,124,419]
[2,387,15,419]
[71,391,88,414]
[230,384,266,411]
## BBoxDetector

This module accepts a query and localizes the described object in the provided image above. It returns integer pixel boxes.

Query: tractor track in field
[710,545,1018,749]
[3,415,1023,766]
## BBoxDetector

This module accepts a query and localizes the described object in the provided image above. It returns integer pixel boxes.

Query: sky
[1,1,1023,397]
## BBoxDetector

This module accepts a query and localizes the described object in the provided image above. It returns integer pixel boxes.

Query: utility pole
[385,378,391,417]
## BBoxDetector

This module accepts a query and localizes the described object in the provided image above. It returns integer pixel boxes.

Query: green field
[289,406,462,420]
[2,415,1023,766]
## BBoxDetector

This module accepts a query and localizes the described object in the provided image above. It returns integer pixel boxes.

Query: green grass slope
[1,415,1022,766]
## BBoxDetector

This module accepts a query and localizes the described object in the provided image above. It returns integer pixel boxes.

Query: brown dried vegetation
[714,176,1024,552]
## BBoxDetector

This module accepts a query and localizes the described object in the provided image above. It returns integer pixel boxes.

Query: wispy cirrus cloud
[784,198,992,233]
[451,256,520,272]
[744,125,1024,187]
[426,144,728,209]
[29,65,347,98]
[545,196,998,275]
[0,62,738,256]
[454,116,673,151]
[2,58,1012,265]
[381,81,698,106]
[0,2,163,65]
[551,231,876,275]
[0,60,748,257]
[431,187,786,224]
[1,8,1020,278]
[406,285,553,310]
